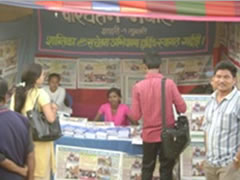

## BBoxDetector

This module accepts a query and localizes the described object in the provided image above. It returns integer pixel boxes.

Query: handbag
[161,78,190,159]
[27,96,63,141]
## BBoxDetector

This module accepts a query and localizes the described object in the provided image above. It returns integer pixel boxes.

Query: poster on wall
[56,145,122,180]
[180,140,206,180]
[121,59,145,75]
[165,55,213,85]
[182,95,211,137]
[78,58,121,89]
[35,57,77,89]
[227,23,240,63]
[124,75,145,104]
[0,39,18,90]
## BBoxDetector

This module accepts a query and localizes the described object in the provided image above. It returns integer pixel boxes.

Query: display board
[55,145,161,180]
[0,39,18,90]
[180,95,211,180]
[35,57,77,89]
[38,10,215,57]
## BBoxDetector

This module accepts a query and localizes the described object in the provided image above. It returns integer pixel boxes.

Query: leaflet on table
[61,125,131,140]
[60,116,88,127]
[131,126,143,145]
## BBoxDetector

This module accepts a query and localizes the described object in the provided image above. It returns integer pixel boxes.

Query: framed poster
[166,55,213,85]
[35,57,77,89]
[182,95,211,133]
[180,139,206,180]
[56,145,122,180]
[0,39,18,89]
[124,75,144,104]
[78,58,121,89]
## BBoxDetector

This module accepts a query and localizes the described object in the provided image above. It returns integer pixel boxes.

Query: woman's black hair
[107,88,121,98]
[14,63,42,113]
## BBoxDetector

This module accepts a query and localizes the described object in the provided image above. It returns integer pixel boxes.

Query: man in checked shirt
[202,60,240,180]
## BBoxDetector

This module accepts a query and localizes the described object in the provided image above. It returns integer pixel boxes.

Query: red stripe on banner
[119,1,148,13]
[234,1,240,16]
[36,1,63,7]
[206,1,235,16]
[63,2,92,10]
[147,1,176,15]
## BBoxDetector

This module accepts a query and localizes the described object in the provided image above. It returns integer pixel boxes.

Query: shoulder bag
[27,96,62,141]
[161,78,190,159]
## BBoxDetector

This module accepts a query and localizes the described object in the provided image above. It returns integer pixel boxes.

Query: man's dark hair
[0,77,8,102]
[143,52,162,69]
[214,60,237,78]
[48,73,61,82]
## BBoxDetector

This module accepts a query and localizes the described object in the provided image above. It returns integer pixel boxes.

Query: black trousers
[141,142,176,180]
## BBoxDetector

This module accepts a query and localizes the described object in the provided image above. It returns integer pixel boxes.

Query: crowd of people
[0,53,240,180]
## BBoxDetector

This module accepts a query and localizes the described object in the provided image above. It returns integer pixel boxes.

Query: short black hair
[143,52,162,69]
[0,77,8,102]
[214,60,237,78]
[107,88,121,98]
[48,73,61,82]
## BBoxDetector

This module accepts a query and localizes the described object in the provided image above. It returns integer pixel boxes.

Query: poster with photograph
[182,95,211,134]
[78,58,121,89]
[227,23,240,63]
[35,57,77,89]
[121,154,160,180]
[121,59,145,75]
[56,145,122,180]
[0,39,18,89]
[3,70,17,91]
[124,75,145,104]
[121,154,142,180]
[166,55,213,85]
[181,140,206,180]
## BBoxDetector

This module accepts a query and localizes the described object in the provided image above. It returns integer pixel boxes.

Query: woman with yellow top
[10,63,57,180]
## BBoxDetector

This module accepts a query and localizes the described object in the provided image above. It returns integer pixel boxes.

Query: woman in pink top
[94,88,135,126]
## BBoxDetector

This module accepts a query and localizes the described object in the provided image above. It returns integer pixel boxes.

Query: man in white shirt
[43,73,72,114]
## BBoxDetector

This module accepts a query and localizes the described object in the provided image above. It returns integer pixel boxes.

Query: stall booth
[1,1,240,180]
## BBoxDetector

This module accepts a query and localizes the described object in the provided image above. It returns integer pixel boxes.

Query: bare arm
[94,112,102,121]
[25,151,34,180]
[42,103,57,123]
[0,155,27,177]
[127,114,139,125]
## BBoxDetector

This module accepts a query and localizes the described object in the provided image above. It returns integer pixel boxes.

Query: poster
[121,154,142,180]
[35,57,77,89]
[181,140,206,180]
[56,145,122,180]
[124,75,145,104]
[0,39,18,89]
[227,23,240,63]
[121,153,160,180]
[165,55,213,85]
[78,58,121,89]
[182,95,211,134]
[121,59,145,75]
